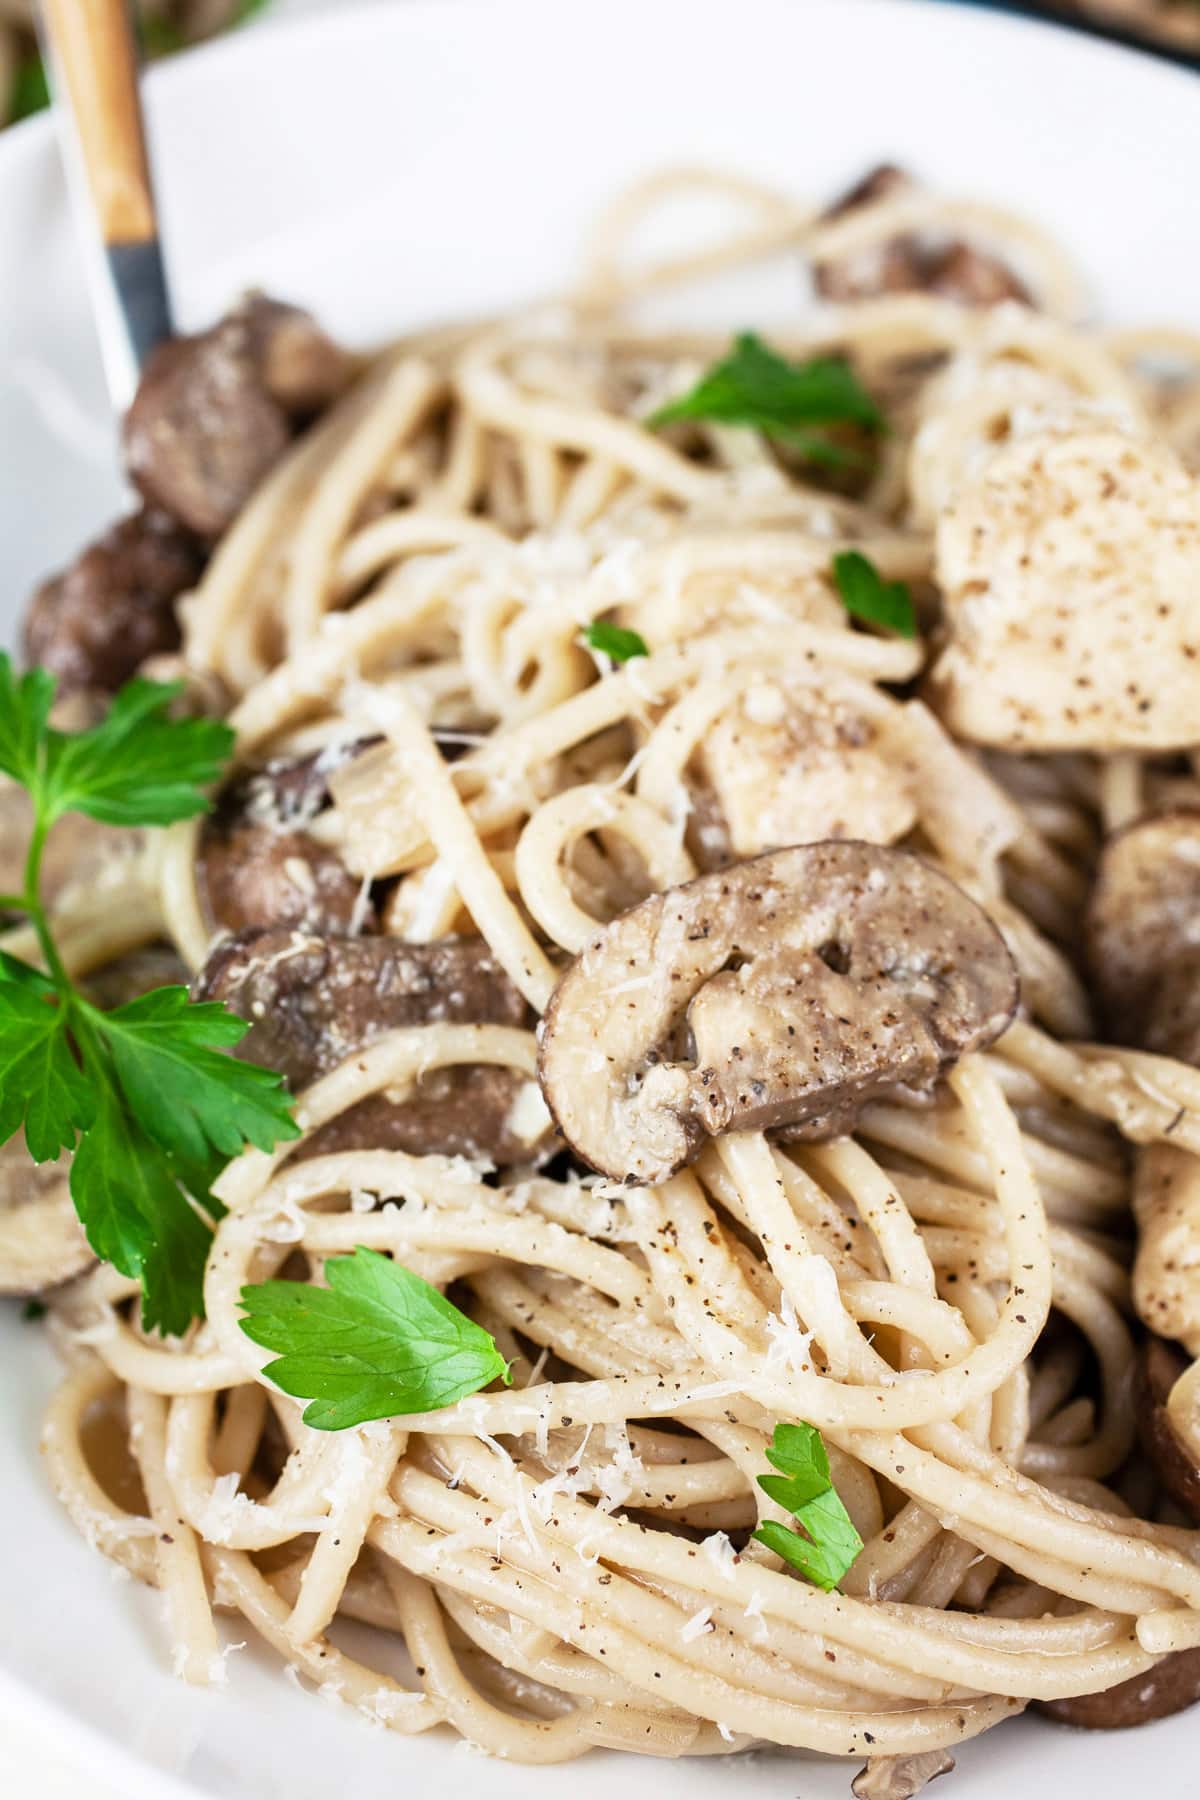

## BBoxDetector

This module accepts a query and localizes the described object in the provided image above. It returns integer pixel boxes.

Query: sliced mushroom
[1035,1646,1200,1729]
[199,748,377,938]
[852,1750,955,1800]
[1085,810,1200,1062]
[199,823,369,938]
[22,507,203,696]
[1136,1334,1200,1523]
[301,1071,550,1168]
[123,294,351,539]
[537,842,1019,1185]
[231,739,378,831]
[816,164,1028,307]
[695,678,917,859]
[930,430,1200,751]
[82,943,189,1009]
[194,927,548,1164]
[1132,1145,1200,1358]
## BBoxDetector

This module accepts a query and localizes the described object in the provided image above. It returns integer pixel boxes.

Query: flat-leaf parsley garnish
[648,332,883,467]
[239,1245,512,1429]
[582,621,649,664]
[0,654,299,1334]
[832,549,916,639]
[753,1421,864,1591]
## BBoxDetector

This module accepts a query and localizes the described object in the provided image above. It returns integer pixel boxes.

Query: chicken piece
[907,355,1108,531]
[930,429,1200,751]
[1133,1146,1200,1357]
[696,678,916,858]
[619,542,846,648]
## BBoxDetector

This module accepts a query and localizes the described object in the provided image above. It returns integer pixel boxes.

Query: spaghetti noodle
[23,168,1200,1789]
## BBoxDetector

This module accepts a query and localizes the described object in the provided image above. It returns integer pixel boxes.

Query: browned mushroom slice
[1136,1334,1200,1523]
[198,746,380,938]
[537,842,1019,1185]
[1085,810,1200,1061]
[0,1141,93,1298]
[199,824,370,938]
[852,1751,955,1800]
[195,928,546,1165]
[301,1070,548,1168]
[816,164,1029,307]
[22,507,203,697]
[1035,1645,1200,1729]
[82,943,190,1009]
[123,295,351,540]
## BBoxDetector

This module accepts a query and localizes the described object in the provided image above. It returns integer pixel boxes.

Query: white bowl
[0,3,1197,1796]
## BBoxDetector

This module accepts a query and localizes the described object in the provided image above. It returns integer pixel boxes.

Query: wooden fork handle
[40,0,156,247]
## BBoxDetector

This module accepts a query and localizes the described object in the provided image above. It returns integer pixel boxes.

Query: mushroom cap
[1035,1644,1200,1731]
[537,841,1019,1185]
[1086,809,1200,1062]
[1136,1334,1200,1526]
[930,429,1200,751]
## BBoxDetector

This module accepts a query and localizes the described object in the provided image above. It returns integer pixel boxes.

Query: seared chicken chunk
[697,678,916,857]
[931,429,1200,750]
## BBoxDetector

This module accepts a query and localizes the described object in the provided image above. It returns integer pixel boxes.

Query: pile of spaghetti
[22,169,1200,1793]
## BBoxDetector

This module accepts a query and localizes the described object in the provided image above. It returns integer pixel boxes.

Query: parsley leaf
[239,1246,512,1430]
[0,655,297,1335]
[582,621,649,664]
[71,1095,218,1336]
[832,550,916,639]
[649,333,882,437]
[91,986,299,1169]
[43,678,234,827]
[0,655,234,828]
[752,1421,863,1592]
[9,52,50,124]
[0,659,56,794]
[0,988,94,1161]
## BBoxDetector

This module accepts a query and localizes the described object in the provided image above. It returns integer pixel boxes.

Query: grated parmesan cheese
[680,1605,714,1642]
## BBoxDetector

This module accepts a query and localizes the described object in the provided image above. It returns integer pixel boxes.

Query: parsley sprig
[832,550,916,639]
[753,1422,863,1591]
[239,1246,512,1429]
[0,656,299,1334]
[648,332,883,467]
[582,621,648,664]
